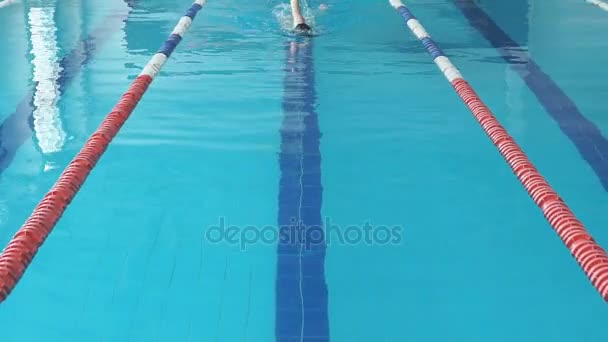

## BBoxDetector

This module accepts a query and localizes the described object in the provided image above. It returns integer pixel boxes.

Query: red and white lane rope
[389,0,608,301]
[0,0,207,303]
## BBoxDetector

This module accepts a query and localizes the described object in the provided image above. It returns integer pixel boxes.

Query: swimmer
[291,0,311,32]
[290,1,328,34]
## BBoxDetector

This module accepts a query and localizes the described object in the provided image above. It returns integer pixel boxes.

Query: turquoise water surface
[1,0,608,340]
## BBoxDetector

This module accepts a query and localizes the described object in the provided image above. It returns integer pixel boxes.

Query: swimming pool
[1,0,608,340]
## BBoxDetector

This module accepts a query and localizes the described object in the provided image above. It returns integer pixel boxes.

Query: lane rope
[388,0,608,301]
[453,0,608,192]
[0,0,207,303]
[586,0,608,12]
[0,0,18,9]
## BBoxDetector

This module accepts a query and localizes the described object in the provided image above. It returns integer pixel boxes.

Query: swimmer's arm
[291,0,306,26]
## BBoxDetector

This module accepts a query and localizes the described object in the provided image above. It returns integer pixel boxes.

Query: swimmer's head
[319,4,329,10]
[293,22,314,36]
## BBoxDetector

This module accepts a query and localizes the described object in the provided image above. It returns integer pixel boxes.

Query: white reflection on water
[28,4,66,159]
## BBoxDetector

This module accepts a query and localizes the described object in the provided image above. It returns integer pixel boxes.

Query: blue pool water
[1,0,608,340]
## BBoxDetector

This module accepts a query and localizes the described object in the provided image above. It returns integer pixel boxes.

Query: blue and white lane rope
[388,0,608,302]
[586,0,608,12]
[140,0,206,79]
[0,0,207,303]
[388,0,463,83]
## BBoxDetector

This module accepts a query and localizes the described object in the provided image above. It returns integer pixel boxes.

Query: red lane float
[0,75,152,301]
[390,0,608,301]
[0,0,207,303]
[454,78,608,301]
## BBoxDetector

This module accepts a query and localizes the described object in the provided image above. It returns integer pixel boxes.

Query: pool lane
[0,1,282,340]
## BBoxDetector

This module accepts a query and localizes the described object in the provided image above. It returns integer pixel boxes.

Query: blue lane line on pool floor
[0,1,136,175]
[276,39,330,342]
[452,0,608,191]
